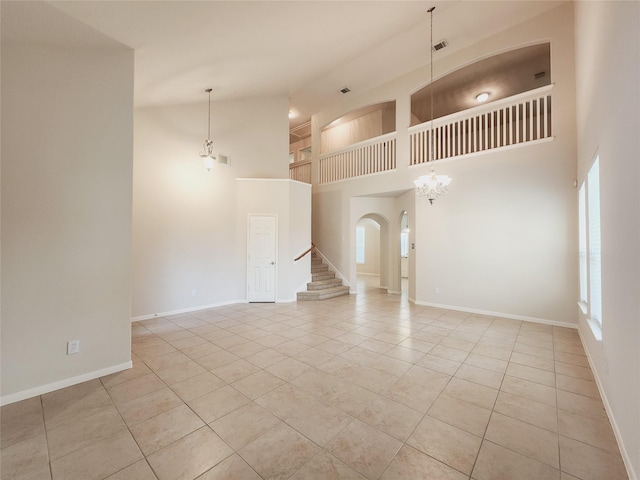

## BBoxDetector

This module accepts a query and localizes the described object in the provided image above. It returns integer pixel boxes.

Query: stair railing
[294,243,315,262]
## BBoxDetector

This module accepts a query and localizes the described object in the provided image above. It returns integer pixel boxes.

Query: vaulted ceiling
[8,1,567,127]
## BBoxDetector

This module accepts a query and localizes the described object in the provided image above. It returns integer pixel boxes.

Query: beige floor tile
[170,372,226,402]
[464,352,508,374]
[295,347,335,367]
[286,398,354,446]
[559,435,628,480]
[472,343,513,361]
[245,348,288,368]
[211,359,261,384]
[106,373,166,405]
[501,375,556,406]
[494,391,558,432]
[557,389,607,420]
[105,459,156,479]
[47,406,127,460]
[443,377,498,410]
[555,352,589,368]
[116,386,183,426]
[0,434,50,480]
[383,345,425,364]
[147,426,233,480]
[232,370,285,400]
[516,334,554,350]
[427,395,492,436]
[198,350,241,370]
[0,397,45,449]
[382,365,450,412]
[101,361,153,388]
[555,361,594,381]
[227,341,267,358]
[42,380,112,429]
[473,440,560,480]
[135,343,178,359]
[326,419,402,479]
[513,342,555,360]
[50,430,142,480]
[454,363,504,389]
[431,344,470,362]
[398,337,437,353]
[211,402,282,450]
[213,334,251,349]
[554,342,586,356]
[358,395,423,441]
[155,360,207,385]
[347,365,398,393]
[290,451,366,480]
[558,410,619,452]
[265,357,313,381]
[407,415,482,475]
[239,423,318,480]
[170,335,209,350]
[380,445,467,480]
[188,385,250,423]
[556,374,600,399]
[439,336,477,352]
[485,412,559,468]
[418,354,462,375]
[506,362,556,387]
[510,351,555,372]
[130,404,204,455]
[197,453,261,480]
[181,342,223,360]
[142,351,191,371]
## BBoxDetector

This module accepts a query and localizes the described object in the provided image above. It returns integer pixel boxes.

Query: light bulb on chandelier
[414,6,452,205]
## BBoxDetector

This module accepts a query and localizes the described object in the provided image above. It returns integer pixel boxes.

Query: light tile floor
[1,276,629,480]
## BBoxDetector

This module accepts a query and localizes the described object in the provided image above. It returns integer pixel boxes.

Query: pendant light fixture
[199,88,216,171]
[413,6,452,205]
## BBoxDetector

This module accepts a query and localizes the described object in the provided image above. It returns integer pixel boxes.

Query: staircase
[297,252,350,301]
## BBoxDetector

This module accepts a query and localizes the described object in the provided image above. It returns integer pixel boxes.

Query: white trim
[131,300,246,322]
[0,361,132,406]
[577,301,588,315]
[413,300,578,329]
[577,329,637,480]
[586,317,603,342]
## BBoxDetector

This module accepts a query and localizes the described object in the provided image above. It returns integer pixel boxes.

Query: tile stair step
[297,286,350,301]
[307,278,343,290]
[311,264,329,273]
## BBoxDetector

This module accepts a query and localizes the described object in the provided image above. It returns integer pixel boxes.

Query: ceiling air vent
[534,71,546,79]
[340,87,351,94]
[432,40,447,52]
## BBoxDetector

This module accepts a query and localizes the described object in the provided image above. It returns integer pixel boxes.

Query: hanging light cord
[429,6,435,166]
[206,88,212,142]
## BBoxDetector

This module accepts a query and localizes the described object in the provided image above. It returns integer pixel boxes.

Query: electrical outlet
[67,340,80,355]
[434,287,440,294]
[604,359,609,375]
[191,289,197,297]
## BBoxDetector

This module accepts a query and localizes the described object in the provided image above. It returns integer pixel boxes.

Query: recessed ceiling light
[476,92,490,103]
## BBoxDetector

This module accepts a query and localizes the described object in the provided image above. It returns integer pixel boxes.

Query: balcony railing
[289,160,312,184]
[410,85,553,165]
[318,133,397,185]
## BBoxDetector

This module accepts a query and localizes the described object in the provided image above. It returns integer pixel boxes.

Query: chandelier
[199,88,216,171]
[414,6,452,205]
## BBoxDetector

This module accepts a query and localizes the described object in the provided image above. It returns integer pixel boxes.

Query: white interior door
[247,215,277,302]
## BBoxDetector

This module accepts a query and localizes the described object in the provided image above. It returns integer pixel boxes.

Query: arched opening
[355,213,390,293]
[400,211,409,296]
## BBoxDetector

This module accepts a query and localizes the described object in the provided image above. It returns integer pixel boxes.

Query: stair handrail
[294,243,315,262]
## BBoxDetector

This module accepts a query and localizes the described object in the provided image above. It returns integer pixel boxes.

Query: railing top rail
[294,243,315,262]
[319,131,397,159]
[289,159,312,168]
[409,84,554,133]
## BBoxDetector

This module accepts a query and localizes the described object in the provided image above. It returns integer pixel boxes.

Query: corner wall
[1,4,135,403]
[574,2,640,476]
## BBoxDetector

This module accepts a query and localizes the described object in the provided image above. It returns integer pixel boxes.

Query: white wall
[1,3,134,403]
[312,3,578,325]
[574,2,640,477]
[132,96,291,318]
[236,179,312,303]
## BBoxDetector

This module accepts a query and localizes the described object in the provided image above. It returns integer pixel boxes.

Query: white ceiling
[17,1,566,119]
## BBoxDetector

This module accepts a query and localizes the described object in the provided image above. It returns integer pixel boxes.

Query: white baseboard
[577,328,638,480]
[0,361,132,407]
[131,300,246,322]
[413,300,578,329]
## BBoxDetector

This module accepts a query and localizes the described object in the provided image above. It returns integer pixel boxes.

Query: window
[578,183,587,307]
[356,226,365,264]
[400,231,409,258]
[587,156,602,327]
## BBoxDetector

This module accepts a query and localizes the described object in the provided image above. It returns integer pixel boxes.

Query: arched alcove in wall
[355,213,390,291]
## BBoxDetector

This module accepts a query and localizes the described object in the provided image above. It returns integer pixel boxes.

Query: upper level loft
[290,43,553,185]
